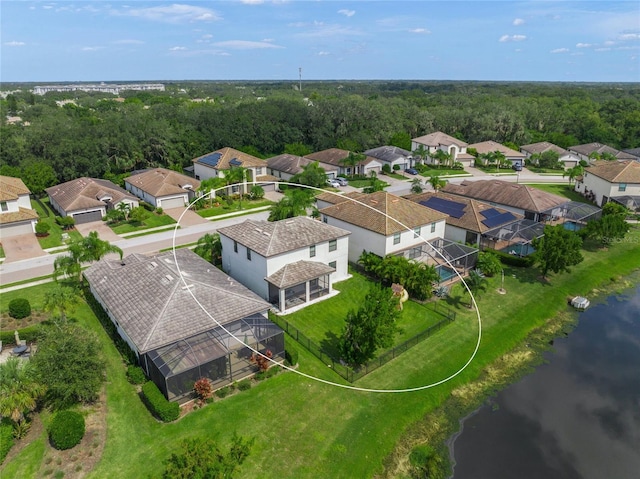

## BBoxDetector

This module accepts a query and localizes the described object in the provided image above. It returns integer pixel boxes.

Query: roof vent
[181,284,194,290]
[165,274,174,281]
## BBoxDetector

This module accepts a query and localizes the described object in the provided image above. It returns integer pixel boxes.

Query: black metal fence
[270,301,456,383]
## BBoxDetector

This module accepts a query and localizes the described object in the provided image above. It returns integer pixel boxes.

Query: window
[328,261,336,269]
[414,226,421,238]
[0,201,7,212]
[619,183,627,192]
[430,222,436,233]
[323,216,327,223]
[329,239,337,252]
[234,241,238,253]
[393,232,401,244]
[246,248,252,261]
[310,245,316,257]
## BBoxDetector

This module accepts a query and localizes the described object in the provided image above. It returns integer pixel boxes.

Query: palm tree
[54,232,123,282]
[464,270,487,309]
[412,144,428,165]
[194,233,222,266]
[340,152,365,176]
[411,178,424,194]
[0,358,46,428]
[43,284,80,322]
[268,189,315,221]
[428,175,447,194]
[224,166,249,209]
[432,149,453,168]
[563,165,583,184]
[116,202,131,221]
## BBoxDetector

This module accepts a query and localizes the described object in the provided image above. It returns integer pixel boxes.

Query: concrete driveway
[1,233,47,263]
[164,207,209,227]
[75,221,121,242]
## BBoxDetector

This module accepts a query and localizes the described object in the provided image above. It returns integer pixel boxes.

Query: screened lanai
[611,196,640,213]
[402,237,479,279]
[144,313,285,402]
[540,201,602,232]
[480,219,545,256]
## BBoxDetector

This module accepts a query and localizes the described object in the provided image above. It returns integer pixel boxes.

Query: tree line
[1,81,638,193]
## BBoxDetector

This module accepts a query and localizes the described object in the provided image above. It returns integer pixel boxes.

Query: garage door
[72,210,103,224]
[160,197,186,209]
[0,221,34,239]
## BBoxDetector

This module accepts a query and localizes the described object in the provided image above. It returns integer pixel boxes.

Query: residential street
[0,170,569,288]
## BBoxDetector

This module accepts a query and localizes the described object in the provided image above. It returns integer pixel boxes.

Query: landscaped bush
[55,216,75,230]
[193,378,213,401]
[0,325,41,344]
[141,381,179,422]
[489,249,535,267]
[35,221,51,237]
[126,365,147,385]
[236,379,252,391]
[0,422,15,464]
[215,386,231,398]
[265,366,280,378]
[48,410,85,450]
[8,298,31,319]
[285,348,298,366]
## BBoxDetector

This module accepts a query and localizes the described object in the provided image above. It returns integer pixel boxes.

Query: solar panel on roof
[481,212,517,228]
[420,196,466,219]
[229,158,243,166]
[198,152,221,167]
[480,208,500,218]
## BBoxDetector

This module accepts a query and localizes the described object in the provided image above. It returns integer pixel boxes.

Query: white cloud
[499,34,526,42]
[595,48,611,52]
[212,40,283,49]
[42,5,54,9]
[240,0,264,4]
[408,28,431,34]
[169,46,187,51]
[551,48,569,54]
[294,23,364,39]
[4,41,26,47]
[202,34,213,40]
[317,51,330,56]
[619,33,640,41]
[338,9,355,17]
[262,38,274,42]
[604,40,616,46]
[82,46,102,51]
[513,18,525,26]
[117,4,220,23]
[576,43,592,48]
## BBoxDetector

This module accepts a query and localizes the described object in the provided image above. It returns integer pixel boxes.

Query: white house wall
[577,172,640,206]
[17,194,32,210]
[125,183,158,207]
[444,224,469,245]
[384,220,446,254]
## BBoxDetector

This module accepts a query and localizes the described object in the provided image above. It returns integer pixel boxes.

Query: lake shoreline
[382,268,640,479]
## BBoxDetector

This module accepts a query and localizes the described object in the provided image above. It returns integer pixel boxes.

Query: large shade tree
[532,225,584,279]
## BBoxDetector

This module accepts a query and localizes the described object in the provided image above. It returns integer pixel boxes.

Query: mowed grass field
[2,226,639,479]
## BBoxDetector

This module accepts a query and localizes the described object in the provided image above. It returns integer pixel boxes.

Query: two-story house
[218,216,351,313]
[411,131,475,167]
[0,175,38,238]
[575,161,640,207]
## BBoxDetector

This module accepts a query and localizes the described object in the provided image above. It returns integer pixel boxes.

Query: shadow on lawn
[505,266,552,287]
[319,331,342,360]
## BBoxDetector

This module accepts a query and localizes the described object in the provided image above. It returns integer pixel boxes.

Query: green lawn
[2,226,639,479]
[527,167,566,174]
[382,172,409,180]
[110,212,176,234]
[417,167,468,177]
[527,183,592,203]
[347,179,390,188]
[196,199,274,218]
[32,198,83,249]
[0,245,5,259]
[472,165,515,174]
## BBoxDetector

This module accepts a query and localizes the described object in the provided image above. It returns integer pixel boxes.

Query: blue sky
[1,1,639,83]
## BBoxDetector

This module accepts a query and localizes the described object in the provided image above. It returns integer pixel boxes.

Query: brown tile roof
[0,176,30,201]
[442,180,568,213]
[520,142,569,156]
[265,260,335,289]
[305,148,377,167]
[45,177,137,213]
[403,191,522,233]
[412,131,468,148]
[585,161,640,183]
[467,141,525,158]
[315,190,365,205]
[83,249,270,353]
[266,154,338,176]
[217,216,350,257]
[0,207,38,225]
[193,147,265,169]
[568,143,636,160]
[320,191,447,236]
[124,168,200,198]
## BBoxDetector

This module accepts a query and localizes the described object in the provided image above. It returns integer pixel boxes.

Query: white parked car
[335,177,349,186]
[327,178,341,188]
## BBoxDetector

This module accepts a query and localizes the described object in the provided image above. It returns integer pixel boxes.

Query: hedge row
[0,423,14,464]
[0,325,42,345]
[488,248,536,267]
[141,381,179,422]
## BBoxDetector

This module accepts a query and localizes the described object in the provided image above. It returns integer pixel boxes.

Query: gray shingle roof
[265,260,335,289]
[412,131,468,148]
[217,216,350,257]
[364,146,412,163]
[84,249,270,354]
[45,177,137,213]
[124,168,200,198]
[266,154,338,175]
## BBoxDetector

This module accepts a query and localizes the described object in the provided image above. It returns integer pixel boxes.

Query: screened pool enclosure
[143,313,284,402]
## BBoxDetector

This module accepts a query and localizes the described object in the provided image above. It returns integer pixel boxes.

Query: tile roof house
[568,143,638,163]
[442,179,568,221]
[304,148,382,177]
[319,191,447,263]
[266,154,339,181]
[403,191,523,247]
[84,248,283,401]
[519,142,581,170]
[217,216,351,313]
[467,141,526,167]
[574,160,640,207]
[124,168,200,210]
[192,147,275,193]
[45,177,139,224]
[0,175,38,238]
[411,131,475,167]
[364,146,415,171]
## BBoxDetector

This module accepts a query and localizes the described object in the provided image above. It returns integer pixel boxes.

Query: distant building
[32,83,165,95]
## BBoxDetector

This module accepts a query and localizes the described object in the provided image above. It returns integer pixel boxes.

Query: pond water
[449,283,640,479]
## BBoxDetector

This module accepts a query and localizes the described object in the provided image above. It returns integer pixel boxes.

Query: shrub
[392,164,401,171]
[193,378,213,401]
[489,248,535,267]
[126,365,147,385]
[8,298,31,319]
[141,381,179,422]
[35,221,51,237]
[155,207,163,215]
[381,164,392,174]
[215,386,231,399]
[0,422,15,464]
[0,325,41,345]
[236,379,252,391]
[48,411,85,450]
[265,366,280,378]
[55,216,76,230]
[285,348,298,366]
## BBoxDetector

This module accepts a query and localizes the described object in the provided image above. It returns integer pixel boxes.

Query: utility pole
[298,67,302,92]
